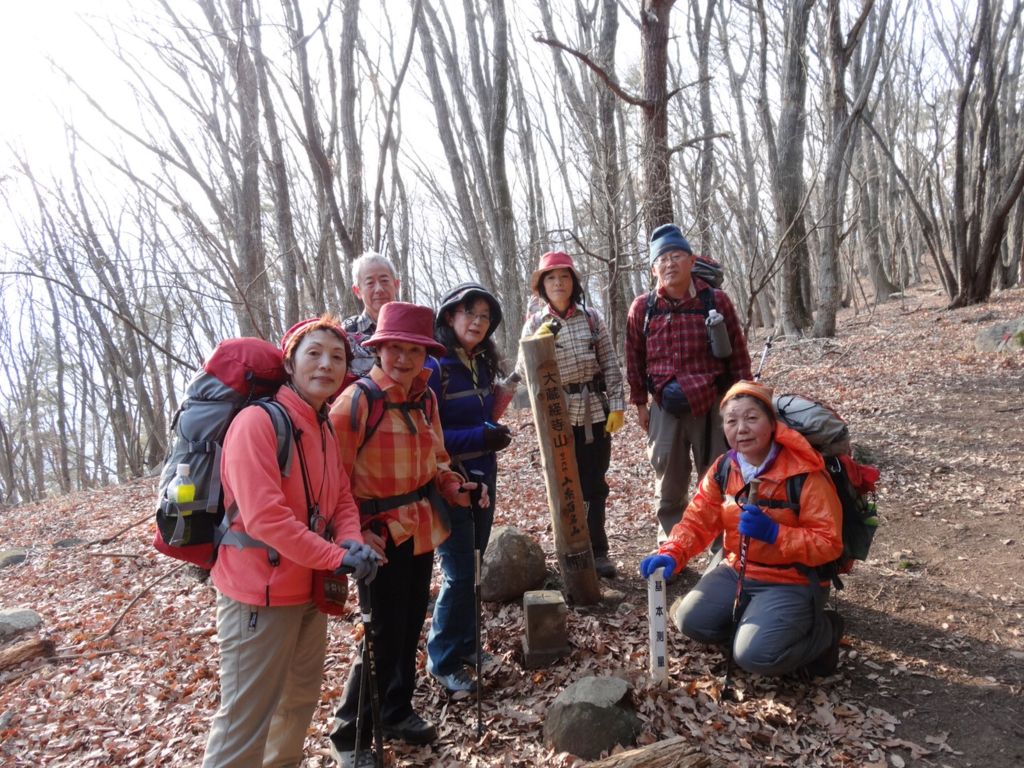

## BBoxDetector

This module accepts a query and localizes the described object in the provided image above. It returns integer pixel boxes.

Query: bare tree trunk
[44,281,72,494]
[757,0,815,336]
[221,0,271,337]
[340,0,365,253]
[812,0,890,337]
[249,0,301,327]
[948,0,1024,306]
[690,0,718,253]
[488,0,523,350]
[641,0,677,231]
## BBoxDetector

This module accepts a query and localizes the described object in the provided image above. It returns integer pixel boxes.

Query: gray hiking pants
[647,401,726,537]
[672,564,833,675]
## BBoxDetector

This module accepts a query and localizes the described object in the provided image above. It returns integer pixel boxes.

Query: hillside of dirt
[1,282,1022,767]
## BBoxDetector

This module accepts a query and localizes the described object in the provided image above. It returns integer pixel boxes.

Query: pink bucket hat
[530,251,581,294]
[363,302,446,356]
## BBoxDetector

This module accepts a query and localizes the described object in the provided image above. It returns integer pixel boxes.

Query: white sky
[0,2,125,155]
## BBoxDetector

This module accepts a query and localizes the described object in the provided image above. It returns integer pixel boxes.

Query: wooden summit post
[520,334,602,605]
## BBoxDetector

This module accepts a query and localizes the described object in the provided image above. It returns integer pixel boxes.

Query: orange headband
[720,379,774,410]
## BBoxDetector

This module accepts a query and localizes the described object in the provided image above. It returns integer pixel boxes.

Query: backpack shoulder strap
[698,286,717,318]
[642,291,658,337]
[712,456,731,496]
[780,473,807,513]
[584,306,600,341]
[352,377,388,447]
[439,362,451,402]
[251,399,294,477]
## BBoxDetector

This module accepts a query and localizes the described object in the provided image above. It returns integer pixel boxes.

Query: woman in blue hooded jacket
[424,282,512,694]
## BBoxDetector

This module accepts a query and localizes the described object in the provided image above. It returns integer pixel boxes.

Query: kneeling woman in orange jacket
[640,380,844,677]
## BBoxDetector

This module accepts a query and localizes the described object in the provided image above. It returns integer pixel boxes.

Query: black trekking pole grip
[465,468,486,509]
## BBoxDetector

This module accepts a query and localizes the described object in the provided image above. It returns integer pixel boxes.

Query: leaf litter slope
[0,284,1021,767]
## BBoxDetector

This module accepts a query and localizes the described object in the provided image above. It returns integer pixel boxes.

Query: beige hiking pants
[202,593,328,768]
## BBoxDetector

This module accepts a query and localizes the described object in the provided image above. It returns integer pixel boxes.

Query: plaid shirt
[328,366,461,555]
[518,303,625,426]
[625,279,751,416]
[342,311,377,377]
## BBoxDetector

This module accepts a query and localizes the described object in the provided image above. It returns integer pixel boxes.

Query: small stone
[0,608,43,641]
[0,549,28,568]
[543,676,641,759]
[54,538,86,549]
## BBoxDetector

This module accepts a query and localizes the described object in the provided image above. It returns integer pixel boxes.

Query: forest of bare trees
[0,0,1021,504]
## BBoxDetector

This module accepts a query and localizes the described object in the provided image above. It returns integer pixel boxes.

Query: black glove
[482,423,513,452]
[659,379,689,417]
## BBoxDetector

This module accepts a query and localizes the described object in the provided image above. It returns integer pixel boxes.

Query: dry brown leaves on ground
[1,283,1022,767]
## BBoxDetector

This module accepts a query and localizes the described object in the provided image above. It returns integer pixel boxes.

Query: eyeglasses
[655,251,692,266]
[457,309,491,325]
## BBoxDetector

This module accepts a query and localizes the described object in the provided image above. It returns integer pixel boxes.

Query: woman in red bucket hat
[517,252,625,578]
[326,302,488,766]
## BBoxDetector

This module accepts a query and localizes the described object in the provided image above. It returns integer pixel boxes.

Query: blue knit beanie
[649,223,692,262]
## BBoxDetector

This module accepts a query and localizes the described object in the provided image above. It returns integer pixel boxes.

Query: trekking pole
[723,478,760,700]
[354,580,384,768]
[753,335,774,381]
[468,469,487,739]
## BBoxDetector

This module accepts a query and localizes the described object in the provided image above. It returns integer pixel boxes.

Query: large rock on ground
[481,525,547,602]
[975,318,1024,352]
[0,608,43,642]
[543,676,642,760]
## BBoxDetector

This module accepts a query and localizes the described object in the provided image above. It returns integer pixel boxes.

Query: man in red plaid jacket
[625,224,751,545]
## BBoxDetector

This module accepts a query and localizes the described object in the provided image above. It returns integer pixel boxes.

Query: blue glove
[738,504,779,544]
[337,540,381,584]
[639,554,677,580]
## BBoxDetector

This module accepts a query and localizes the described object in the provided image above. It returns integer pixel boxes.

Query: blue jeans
[426,469,496,676]
[672,564,832,675]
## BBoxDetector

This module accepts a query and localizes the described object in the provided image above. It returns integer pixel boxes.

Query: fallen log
[586,736,730,767]
[0,636,56,672]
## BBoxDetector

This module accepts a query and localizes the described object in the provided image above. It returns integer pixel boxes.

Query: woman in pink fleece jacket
[203,315,373,768]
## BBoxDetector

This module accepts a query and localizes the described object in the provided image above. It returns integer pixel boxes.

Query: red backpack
[153,338,292,567]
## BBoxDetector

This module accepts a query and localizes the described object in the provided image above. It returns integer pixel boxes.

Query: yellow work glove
[532,319,561,338]
[605,410,625,434]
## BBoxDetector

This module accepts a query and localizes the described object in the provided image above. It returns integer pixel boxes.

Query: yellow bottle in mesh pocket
[168,463,196,507]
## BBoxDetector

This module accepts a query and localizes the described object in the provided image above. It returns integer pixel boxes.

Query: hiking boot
[381,712,437,745]
[329,742,377,768]
[460,649,498,670]
[594,555,618,578]
[805,609,845,677]
[430,665,477,693]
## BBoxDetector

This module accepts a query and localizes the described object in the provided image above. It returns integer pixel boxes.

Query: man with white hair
[343,252,402,377]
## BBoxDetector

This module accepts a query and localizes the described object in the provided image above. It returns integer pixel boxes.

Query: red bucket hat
[363,302,446,356]
[530,251,581,294]
[280,316,353,364]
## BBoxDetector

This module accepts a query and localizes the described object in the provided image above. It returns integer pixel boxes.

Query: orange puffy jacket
[659,422,842,586]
